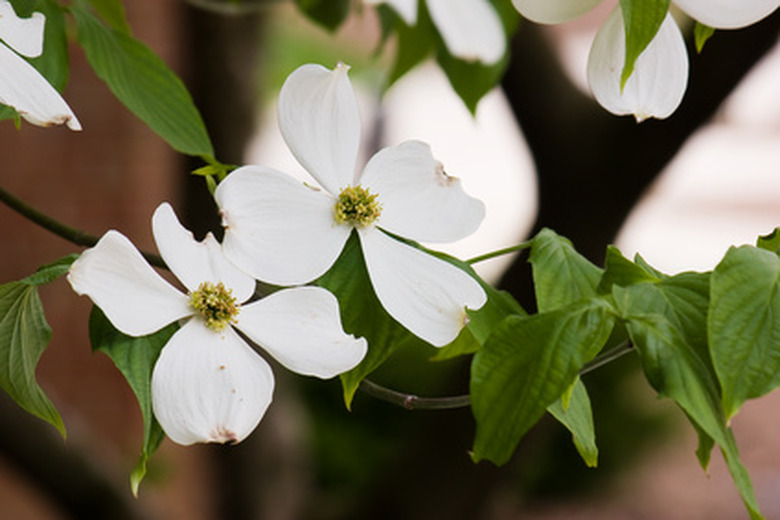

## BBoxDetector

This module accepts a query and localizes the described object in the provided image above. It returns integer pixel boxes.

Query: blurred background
[0,0,778,518]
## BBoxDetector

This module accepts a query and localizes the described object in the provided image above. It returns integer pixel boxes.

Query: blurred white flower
[513,0,779,120]
[216,63,487,347]
[0,0,80,129]
[68,202,366,445]
[365,0,506,64]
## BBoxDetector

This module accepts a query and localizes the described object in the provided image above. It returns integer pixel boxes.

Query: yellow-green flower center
[189,281,239,332]
[333,185,382,228]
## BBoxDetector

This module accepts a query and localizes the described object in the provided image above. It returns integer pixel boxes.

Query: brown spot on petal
[434,162,458,187]
[210,426,238,445]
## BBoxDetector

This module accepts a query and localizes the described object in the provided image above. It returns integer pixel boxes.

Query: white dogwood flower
[68,202,366,446]
[216,63,487,347]
[364,0,506,65]
[0,0,80,129]
[512,0,779,120]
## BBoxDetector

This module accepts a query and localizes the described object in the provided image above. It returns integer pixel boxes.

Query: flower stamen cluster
[333,185,382,228]
[190,281,239,331]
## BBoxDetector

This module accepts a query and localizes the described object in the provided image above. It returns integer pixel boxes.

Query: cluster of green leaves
[467,228,780,520]
[5,0,215,161]
[3,222,780,518]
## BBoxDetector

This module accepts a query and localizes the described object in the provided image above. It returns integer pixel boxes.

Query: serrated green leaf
[614,277,763,519]
[317,233,424,407]
[598,245,660,293]
[89,306,177,495]
[618,0,670,89]
[471,299,614,465]
[756,228,780,254]
[529,228,603,312]
[72,7,214,157]
[22,254,79,286]
[87,0,130,34]
[294,0,350,31]
[548,378,599,467]
[694,22,715,53]
[709,246,780,423]
[0,282,65,437]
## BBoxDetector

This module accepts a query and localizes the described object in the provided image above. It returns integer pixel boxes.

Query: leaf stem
[0,186,165,268]
[359,341,635,410]
[466,241,532,265]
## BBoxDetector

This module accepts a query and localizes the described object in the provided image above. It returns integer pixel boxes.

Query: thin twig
[184,0,285,15]
[359,341,635,411]
[0,186,165,268]
[466,241,532,265]
[358,379,471,411]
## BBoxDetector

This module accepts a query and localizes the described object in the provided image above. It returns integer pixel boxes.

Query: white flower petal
[587,8,688,121]
[215,165,351,286]
[151,202,254,303]
[237,286,367,379]
[67,230,191,336]
[278,63,360,194]
[427,0,506,64]
[0,42,81,130]
[511,0,603,24]
[151,320,274,446]
[0,1,45,58]
[364,0,418,25]
[673,0,778,29]
[359,228,486,347]
[360,140,485,243]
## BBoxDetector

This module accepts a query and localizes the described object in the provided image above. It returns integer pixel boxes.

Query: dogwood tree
[0,0,778,518]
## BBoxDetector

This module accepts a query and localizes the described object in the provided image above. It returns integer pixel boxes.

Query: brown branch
[0,186,165,268]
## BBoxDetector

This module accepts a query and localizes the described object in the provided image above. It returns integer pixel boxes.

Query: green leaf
[9,0,35,17]
[598,245,661,293]
[294,0,350,31]
[471,299,615,465]
[72,7,214,157]
[383,5,437,88]
[432,284,524,361]
[2,0,70,123]
[317,234,425,406]
[618,0,670,89]
[634,252,668,280]
[548,378,599,467]
[529,228,603,312]
[694,22,715,53]
[89,307,177,495]
[22,254,79,286]
[0,282,65,437]
[435,0,518,113]
[614,277,763,519]
[709,246,780,423]
[756,227,780,254]
[29,0,70,91]
[87,0,130,34]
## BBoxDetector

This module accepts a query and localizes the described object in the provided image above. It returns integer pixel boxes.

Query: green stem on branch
[360,341,635,410]
[466,241,532,265]
[0,186,165,268]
